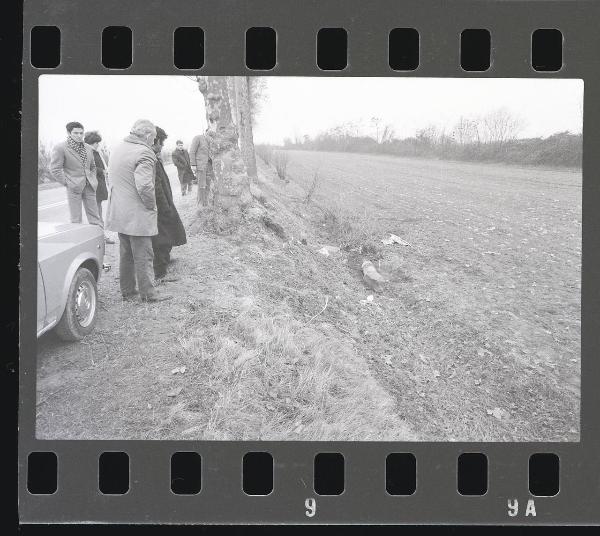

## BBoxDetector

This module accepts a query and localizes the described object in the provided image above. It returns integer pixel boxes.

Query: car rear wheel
[55,267,98,341]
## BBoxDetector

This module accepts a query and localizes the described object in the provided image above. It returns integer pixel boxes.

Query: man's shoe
[156,276,181,283]
[122,290,139,301]
[105,236,115,244]
[140,291,173,303]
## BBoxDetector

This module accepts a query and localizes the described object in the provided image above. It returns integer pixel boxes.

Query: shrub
[38,142,54,184]
[273,150,290,181]
[256,144,274,166]
[320,203,382,256]
[282,129,582,168]
[304,170,320,204]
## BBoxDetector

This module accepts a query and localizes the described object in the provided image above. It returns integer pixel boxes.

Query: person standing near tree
[106,119,172,303]
[189,129,210,205]
[171,140,195,196]
[84,130,114,243]
[150,128,187,280]
[50,121,102,227]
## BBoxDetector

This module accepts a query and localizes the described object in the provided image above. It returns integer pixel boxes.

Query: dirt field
[36,152,581,441]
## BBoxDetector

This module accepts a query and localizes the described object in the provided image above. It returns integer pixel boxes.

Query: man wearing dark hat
[150,127,187,280]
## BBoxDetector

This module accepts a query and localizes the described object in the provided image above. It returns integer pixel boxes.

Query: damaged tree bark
[235,77,258,180]
[196,76,253,222]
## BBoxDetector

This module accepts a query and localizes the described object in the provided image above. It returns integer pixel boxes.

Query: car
[37,222,110,341]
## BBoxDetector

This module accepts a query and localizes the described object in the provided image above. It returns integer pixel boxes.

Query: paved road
[38,163,184,223]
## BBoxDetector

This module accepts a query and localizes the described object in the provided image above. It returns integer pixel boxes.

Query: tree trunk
[229,77,258,180]
[196,76,252,223]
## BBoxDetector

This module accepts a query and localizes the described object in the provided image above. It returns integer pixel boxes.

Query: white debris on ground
[486,407,510,420]
[362,260,386,292]
[317,245,341,256]
[381,233,411,246]
[167,386,183,398]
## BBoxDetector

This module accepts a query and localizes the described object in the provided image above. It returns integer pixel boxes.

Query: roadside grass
[319,203,383,259]
[36,157,580,442]
[252,154,581,442]
[171,305,415,440]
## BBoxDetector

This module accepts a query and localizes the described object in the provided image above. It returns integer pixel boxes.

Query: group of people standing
[171,132,211,204]
[50,120,210,303]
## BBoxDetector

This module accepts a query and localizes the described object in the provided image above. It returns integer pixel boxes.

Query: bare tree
[451,116,475,145]
[416,124,439,147]
[226,76,258,180]
[248,77,267,125]
[370,116,382,143]
[480,108,524,144]
[577,95,584,133]
[38,142,53,184]
[381,124,395,144]
[195,76,252,222]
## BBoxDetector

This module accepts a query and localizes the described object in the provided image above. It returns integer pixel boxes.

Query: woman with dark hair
[84,130,114,244]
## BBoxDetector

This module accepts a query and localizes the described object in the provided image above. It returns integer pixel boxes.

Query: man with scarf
[50,121,102,226]
[150,127,187,280]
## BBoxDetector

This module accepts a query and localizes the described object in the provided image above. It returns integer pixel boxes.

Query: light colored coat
[50,140,98,193]
[106,135,158,236]
[189,134,209,169]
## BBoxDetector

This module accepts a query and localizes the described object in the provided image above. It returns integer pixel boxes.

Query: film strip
[19,0,600,525]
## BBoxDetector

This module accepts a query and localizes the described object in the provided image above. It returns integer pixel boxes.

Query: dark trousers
[152,239,172,278]
[118,233,155,297]
[180,180,192,196]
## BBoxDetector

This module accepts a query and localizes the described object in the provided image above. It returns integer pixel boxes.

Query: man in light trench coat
[106,119,172,303]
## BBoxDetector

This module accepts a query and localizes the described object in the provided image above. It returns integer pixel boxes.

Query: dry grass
[319,202,383,257]
[175,304,415,440]
[37,155,580,442]
[273,150,290,182]
[304,169,321,204]
[256,144,274,167]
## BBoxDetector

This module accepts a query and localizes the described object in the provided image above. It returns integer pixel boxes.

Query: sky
[39,75,583,150]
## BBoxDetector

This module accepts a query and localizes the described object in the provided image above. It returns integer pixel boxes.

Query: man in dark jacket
[84,130,115,244]
[151,127,187,280]
[171,140,195,196]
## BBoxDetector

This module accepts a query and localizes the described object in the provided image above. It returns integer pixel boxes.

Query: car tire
[55,267,98,341]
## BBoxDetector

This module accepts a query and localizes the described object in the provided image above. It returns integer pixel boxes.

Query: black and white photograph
[36,75,582,442]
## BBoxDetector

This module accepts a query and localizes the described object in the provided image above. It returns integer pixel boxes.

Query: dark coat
[93,150,108,202]
[171,148,195,184]
[154,158,187,248]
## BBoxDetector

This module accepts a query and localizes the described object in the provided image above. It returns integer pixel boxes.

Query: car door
[37,263,47,334]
